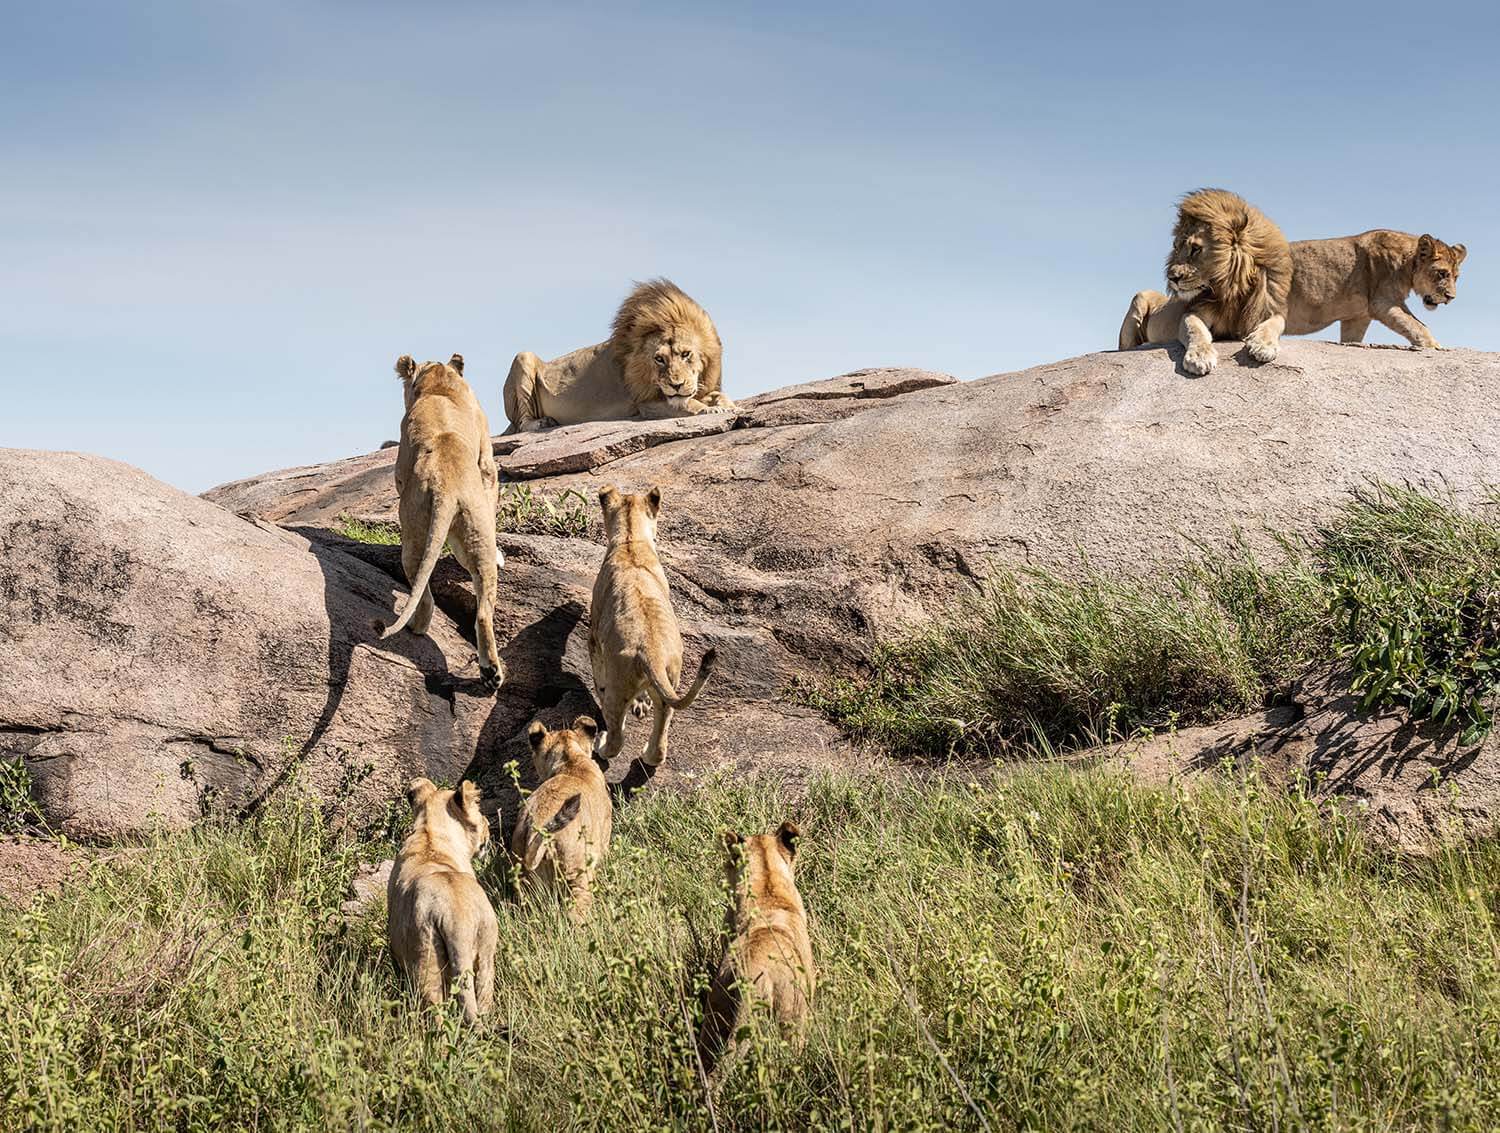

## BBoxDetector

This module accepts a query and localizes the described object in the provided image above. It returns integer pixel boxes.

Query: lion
[1284,230,1466,348]
[1117,188,1294,376]
[510,715,613,923]
[503,279,737,433]
[387,778,498,1024]
[588,485,717,770]
[382,353,504,691]
[697,822,815,1070]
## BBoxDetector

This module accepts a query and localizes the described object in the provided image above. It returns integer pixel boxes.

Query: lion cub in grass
[589,485,716,769]
[382,353,504,691]
[510,715,613,923]
[387,778,498,1024]
[699,823,815,1067]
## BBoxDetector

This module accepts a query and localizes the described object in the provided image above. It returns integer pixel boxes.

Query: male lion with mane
[1118,188,1294,376]
[503,278,736,433]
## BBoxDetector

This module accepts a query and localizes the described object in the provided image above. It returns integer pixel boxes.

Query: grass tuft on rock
[811,483,1500,757]
[3,769,1498,1130]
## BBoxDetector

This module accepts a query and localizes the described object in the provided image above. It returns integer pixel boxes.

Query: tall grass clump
[813,483,1500,758]
[1,769,1496,1130]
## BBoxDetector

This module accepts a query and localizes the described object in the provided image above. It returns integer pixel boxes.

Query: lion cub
[699,823,815,1066]
[382,353,504,691]
[589,485,716,768]
[510,715,613,923]
[387,778,498,1023]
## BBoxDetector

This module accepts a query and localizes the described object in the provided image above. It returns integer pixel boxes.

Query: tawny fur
[387,779,498,1024]
[384,353,504,689]
[1284,230,1466,348]
[1117,188,1293,376]
[510,716,613,924]
[588,485,717,770]
[503,279,735,433]
[698,823,815,1069]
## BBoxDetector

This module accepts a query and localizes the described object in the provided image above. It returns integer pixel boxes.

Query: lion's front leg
[1179,312,1218,376]
[699,390,739,414]
[1244,314,1285,364]
[635,396,706,420]
[1376,303,1439,349]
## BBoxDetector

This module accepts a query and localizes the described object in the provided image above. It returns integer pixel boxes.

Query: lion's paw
[1246,337,1279,364]
[630,695,651,719]
[1183,345,1217,376]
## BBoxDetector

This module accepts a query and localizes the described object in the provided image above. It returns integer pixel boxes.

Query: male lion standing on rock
[589,485,716,770]
[1284,230,1466,348]
[1118,188,1293,376]
[503,279,736,433]
[382,353,504,691]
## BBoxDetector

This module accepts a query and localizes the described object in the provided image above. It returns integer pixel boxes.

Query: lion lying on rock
[1117,188,1293,376]
[503,279,736,433]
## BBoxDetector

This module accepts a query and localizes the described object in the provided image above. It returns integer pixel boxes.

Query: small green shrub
[1321,484,1500,744]
[497,484,592,538]
[0,759,42,833]
[332,514,401,545]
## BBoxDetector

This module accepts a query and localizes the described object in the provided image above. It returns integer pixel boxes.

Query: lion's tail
[380,495,456,639]
[642,647,718,711]
[520,794,583,871]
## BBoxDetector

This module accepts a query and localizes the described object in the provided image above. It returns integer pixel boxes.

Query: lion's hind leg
[503,351,557,434]
[449,493,504,690]
[1339,316,1372,344]
[1119,290,1172,351]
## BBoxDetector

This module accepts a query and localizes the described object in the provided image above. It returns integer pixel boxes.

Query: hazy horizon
[5,1,1495,492]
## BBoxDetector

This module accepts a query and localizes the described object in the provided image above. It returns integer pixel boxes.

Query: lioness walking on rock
[387,778,498,1024]
[510,715,613,923]
[698,823,815,1069]
[382,353,504,691]
[589,485,716,769]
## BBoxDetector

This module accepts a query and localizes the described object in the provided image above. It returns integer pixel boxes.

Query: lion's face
[408,778,490,857]
[527,716,600,778]
[1165,220,1214,301]
[1414,234,1466,311]
[642,326,708,400]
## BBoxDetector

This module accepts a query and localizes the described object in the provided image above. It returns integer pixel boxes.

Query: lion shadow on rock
[237,532,471,820]
[1182,675,1484,796]
[1124,340,1278,381]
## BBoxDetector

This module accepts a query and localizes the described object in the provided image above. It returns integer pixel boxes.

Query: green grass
[1,768,1496,1131]
[334,487,592,549]
[811,483,1500,758]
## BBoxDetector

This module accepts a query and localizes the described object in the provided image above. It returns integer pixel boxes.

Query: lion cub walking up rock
[510,716,613,923]
[589,485,716,769]
[698,823,815,1068]
[382,353,504,691]
[387,779,498,1024]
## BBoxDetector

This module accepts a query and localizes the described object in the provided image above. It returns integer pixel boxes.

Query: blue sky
[4,1,1495,492]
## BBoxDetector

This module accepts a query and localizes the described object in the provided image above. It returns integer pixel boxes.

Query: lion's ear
[646,486,662,516]
[527,720,548,750]
[598,485,620,515]
[1452,243,1467,265]
[721,829,745,858]
[572,715,599,740]
[407,777,437,811]
[395,355,416,382]
[448,353,464,375]
[776,821,802,861]
[1417,234,1436,261]
[458,780,482,808]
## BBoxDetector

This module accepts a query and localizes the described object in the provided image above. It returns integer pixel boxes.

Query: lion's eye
[680,350,692,361]
[655,356,667,368]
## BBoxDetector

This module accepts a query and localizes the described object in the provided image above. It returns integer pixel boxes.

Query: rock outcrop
[0,450,495,840]
[201,342,1500,839]
[9,342,1500,842]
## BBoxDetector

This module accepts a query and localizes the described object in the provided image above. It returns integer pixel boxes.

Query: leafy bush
[1,769,1496,1130]
[1321,484,1500,744]
[0,759,42,833]
[496,484,592,538]
[332,514,401,545]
